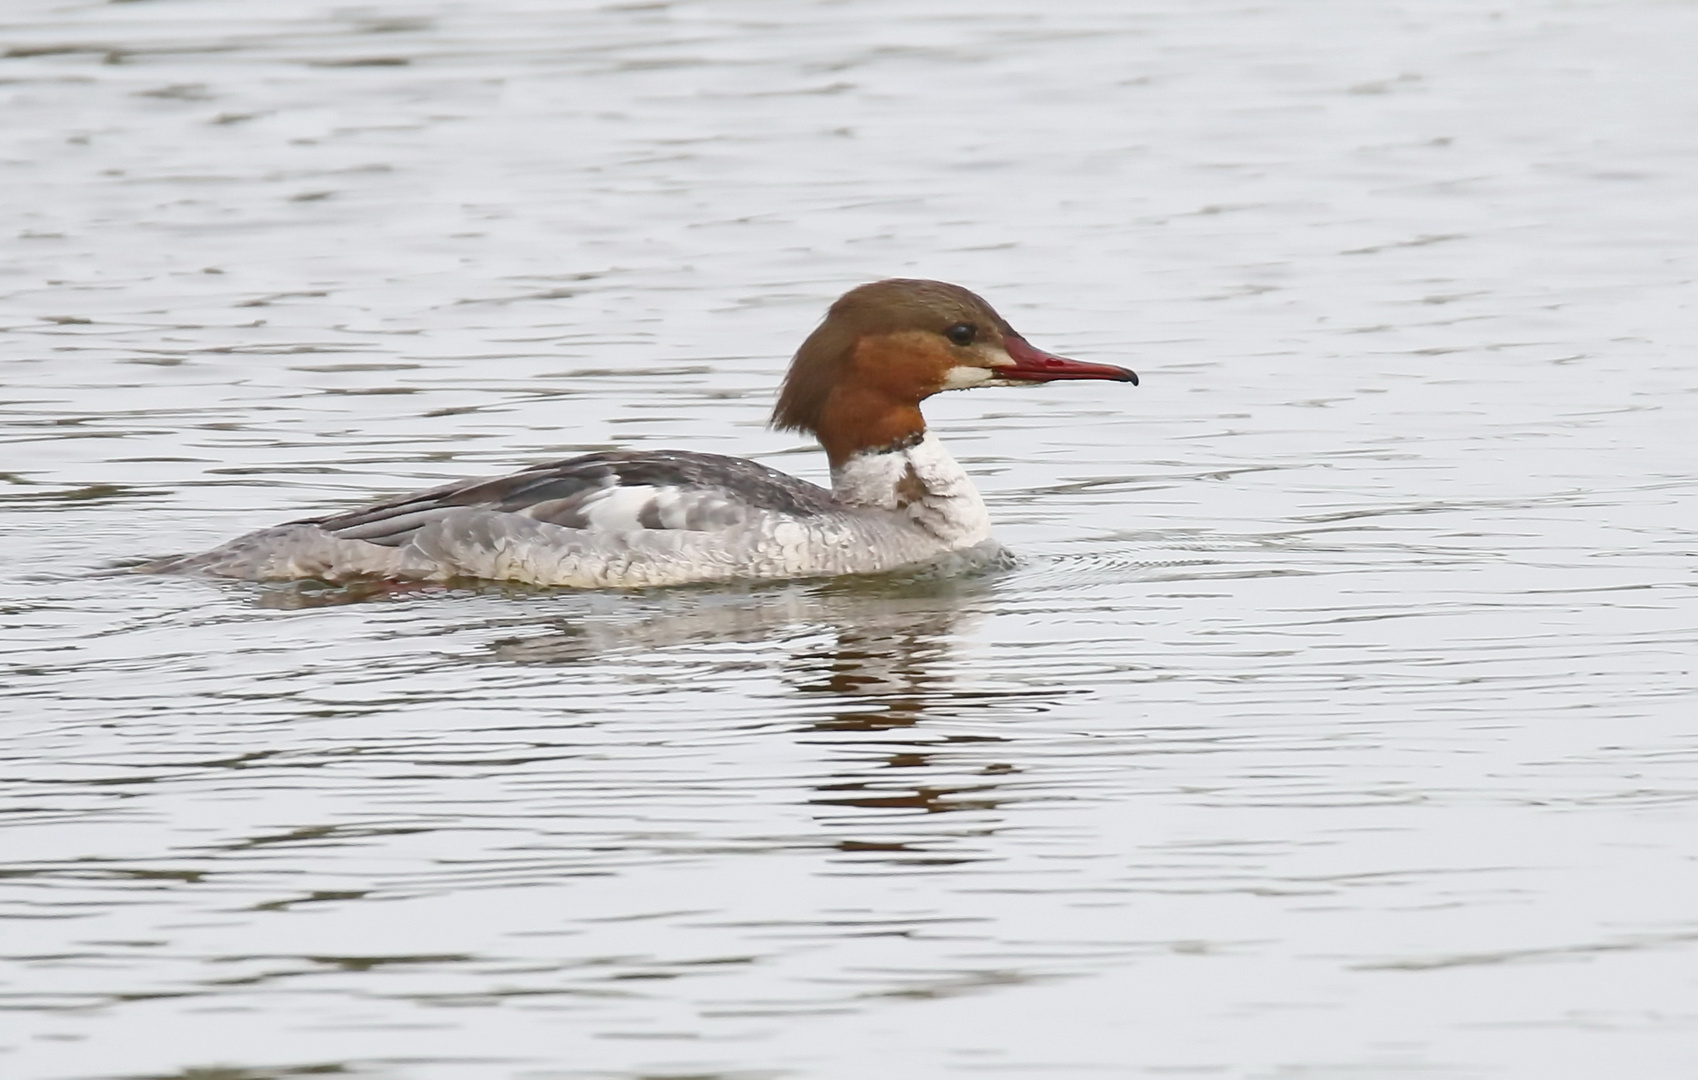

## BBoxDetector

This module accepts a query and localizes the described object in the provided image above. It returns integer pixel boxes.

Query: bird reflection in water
[788,596,1010,827]
[483,573,1043,859]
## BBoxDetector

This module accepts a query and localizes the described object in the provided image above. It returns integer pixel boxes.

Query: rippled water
[4,1,1697,1077]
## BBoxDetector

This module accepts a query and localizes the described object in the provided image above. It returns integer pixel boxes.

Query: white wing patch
[579,484,663,531]
[540,483,745,532]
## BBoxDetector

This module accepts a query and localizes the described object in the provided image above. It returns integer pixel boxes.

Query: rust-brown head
[771,279,1137,466]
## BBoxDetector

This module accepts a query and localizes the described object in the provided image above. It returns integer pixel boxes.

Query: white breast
[830,432,992,548]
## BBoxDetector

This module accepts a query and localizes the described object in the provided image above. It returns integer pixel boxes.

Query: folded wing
[300,450,840,547]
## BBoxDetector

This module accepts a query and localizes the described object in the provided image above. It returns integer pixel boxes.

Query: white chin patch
[941,365,995,390]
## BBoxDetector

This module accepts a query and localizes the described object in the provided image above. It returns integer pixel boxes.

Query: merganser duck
[152,279,1137,588]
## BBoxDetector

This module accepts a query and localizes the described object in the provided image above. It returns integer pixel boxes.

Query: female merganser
[152,279,1137,588]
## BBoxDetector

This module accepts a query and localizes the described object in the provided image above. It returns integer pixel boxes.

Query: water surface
[3,1,1696,1078]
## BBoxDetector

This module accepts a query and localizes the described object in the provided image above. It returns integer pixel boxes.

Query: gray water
[3,1,1696,1078]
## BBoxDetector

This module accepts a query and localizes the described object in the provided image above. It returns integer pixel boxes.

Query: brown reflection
[811,748,1005,817]
[472,573,1043,849]
[772,582,1026,843]
[811,778,1002,814]
[782,584,985,732]
[792,622,948,732]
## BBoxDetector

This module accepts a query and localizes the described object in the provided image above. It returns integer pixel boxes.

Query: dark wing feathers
[296,450,838,548]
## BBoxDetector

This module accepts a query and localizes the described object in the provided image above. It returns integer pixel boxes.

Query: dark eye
[945,322,976,347]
